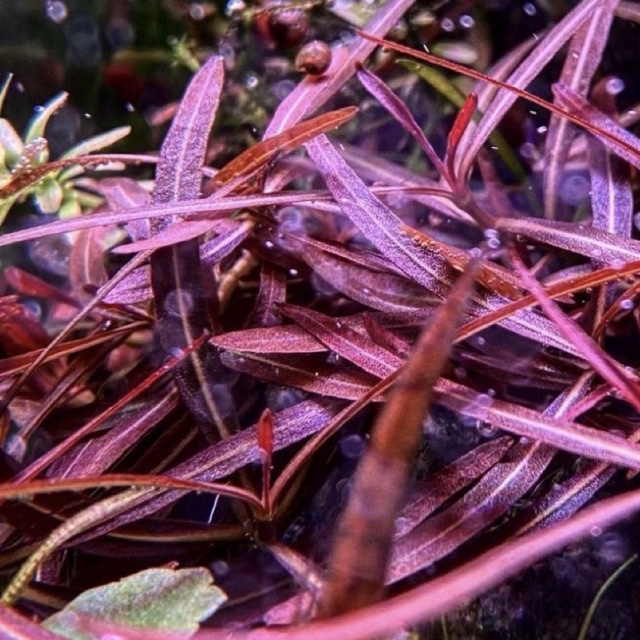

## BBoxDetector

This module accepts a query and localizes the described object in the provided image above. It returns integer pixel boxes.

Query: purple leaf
[542,0,617,220]
[388,440,555,583]
[496,216,640,264]
[394,436,514,538]
[211,326,326,354]
[455,0,602,181]
[220,350,378,401]
[72,399,341,541]
[435,377,640,470]
[552,83,640,171]
[279,304,402,379]
[356,65,447,178]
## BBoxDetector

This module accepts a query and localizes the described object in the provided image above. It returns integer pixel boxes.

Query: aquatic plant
[2,1,640,638]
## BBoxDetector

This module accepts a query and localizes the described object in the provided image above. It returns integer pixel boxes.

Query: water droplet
[125,102,135,112]
[620,298,634,310]
[45,0,68,23]
[523,3,537,16]
[537,125,548,134]
[106,17,135,49]
[264,240,274,249]
[476,336,486,347]
[273,79,296,101]
[605,77,625,96]
[590,525,603,537]
[454,366,467,379]
[288,268,299,277]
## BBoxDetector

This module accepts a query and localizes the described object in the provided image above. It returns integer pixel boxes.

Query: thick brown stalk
[318,259,480,617]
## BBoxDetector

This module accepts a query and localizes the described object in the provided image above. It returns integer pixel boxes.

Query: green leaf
[42,567,226,640]
[61,125,131,159]
[24,92,68,144]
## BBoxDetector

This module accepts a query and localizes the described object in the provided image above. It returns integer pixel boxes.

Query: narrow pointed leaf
[205,107,358,194]
[543,0,617,219]
[552,83,640,171]
[319,260,479,616]
[394,436,513,538]
[356,65,447,178]
[278,304,402,379]
[496,216,640,263]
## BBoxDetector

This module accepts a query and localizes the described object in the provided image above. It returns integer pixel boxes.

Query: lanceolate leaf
[496,216,640,263]
[278,304,402,379]
[356,65,447,179]
[435,378,640,470]
[211,325,327,354]
[204,107,358,195]
[394,436,514,538]
[454,0,600,181]
[543,0,617,220]
[149,55,229,440]
[552,82,640,171]
[306,134,455,298]
[70,399,342,542]
[306,134,577,355]
[220,351,378,401]
[388,440,556,583]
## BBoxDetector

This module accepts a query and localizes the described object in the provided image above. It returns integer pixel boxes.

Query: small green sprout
[0,74,130,225]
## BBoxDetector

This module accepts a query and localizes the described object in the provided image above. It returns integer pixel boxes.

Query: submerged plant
[0,76,130,223]
[2,1,640,639]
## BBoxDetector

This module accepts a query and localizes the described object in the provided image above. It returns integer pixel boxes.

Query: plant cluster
[3,1,640,639]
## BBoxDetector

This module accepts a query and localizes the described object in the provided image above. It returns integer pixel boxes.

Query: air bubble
[190,3,207,20]
[339,434,366,459]
[559,173,590,205]
[620,299,635,310]
[264,240,274,249]
[45,0,68,23]
[590,525,603,537]
[441,17,455,32]
[605,77,625,96]
[523,3,537,16]
[459,14,475,28]
[288,268,299,277]
[212,560,230,576]
[163,289,195,317]
[245,74,259,90]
